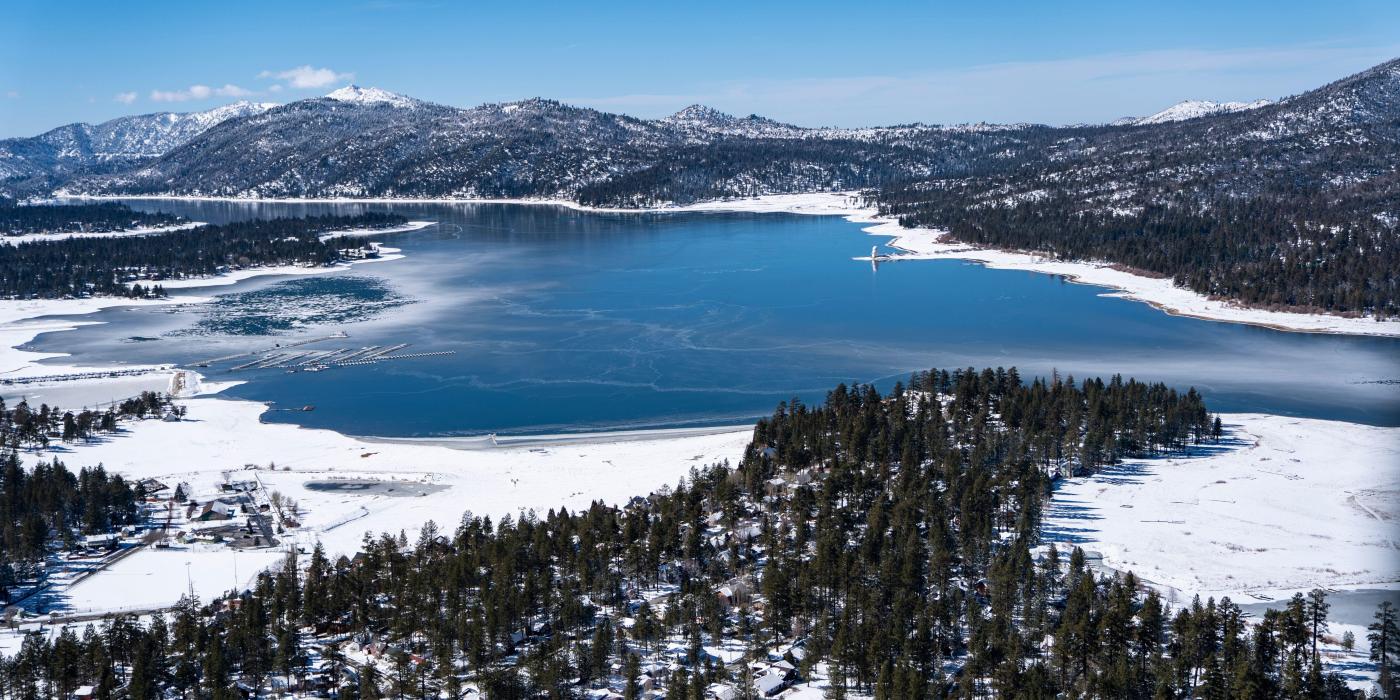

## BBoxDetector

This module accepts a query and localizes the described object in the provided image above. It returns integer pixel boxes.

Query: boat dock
[202,339,454,376]
[192,332,349,367]
[0,366,175,386]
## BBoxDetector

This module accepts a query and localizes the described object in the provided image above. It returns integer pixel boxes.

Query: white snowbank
[316,220,435,240]
[65,192,1400,337]
[36,391,749,611]
[857,218,1400,338]
[1042,414,1400,602]
[0,221,203,246]
[151,245,404,290]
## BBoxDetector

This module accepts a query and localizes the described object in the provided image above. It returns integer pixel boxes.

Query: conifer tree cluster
[0,392,171,451]
[0,213,406,299]
[2,369,1366,698]
[0,202,183,237]
[0,458,140,598]
[879,192,1399,318]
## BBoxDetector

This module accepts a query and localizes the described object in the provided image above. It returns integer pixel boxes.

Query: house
[195,502,233,522]
[716,578,753,609]
[763,477,788,498]
[706,684,737,700]
[82,533,119,551]
[72,686,96,699]
[731,520,762,541]
[755,667,789,696]
[137,478,169,494]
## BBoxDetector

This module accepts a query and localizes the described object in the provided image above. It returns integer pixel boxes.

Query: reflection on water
[23,199,1400,437]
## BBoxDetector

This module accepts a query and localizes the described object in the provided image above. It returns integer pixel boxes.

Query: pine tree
[1370,601,1400,695]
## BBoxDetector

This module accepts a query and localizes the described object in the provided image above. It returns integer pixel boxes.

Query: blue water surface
[28,200,1400,436]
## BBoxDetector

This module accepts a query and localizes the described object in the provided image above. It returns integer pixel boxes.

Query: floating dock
[207,339,454,376]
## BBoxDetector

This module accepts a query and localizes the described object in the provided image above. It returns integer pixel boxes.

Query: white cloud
[149,84,253,103]
[258,65,353,89]
[114,91,137,104]
[4,90,17,99]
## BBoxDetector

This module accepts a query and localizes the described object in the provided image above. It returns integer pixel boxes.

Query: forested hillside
[6,61,1398,316]
[8,369,1376,700]
[878,60,1400,318]
[0,213,404,299]
[0,201,183,237]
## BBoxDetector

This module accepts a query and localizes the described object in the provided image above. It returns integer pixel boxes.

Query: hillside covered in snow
[0,101,277,188]
[4,60,1398,317]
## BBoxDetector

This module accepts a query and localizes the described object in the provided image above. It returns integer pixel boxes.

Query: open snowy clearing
[67,192,1400,337]
[0,220,203,246]
[1042,413,1400,603]
[30,388,750,612]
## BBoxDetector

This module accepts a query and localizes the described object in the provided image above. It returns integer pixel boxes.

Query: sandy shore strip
[362,423,758,450]
[61,191,1400,337]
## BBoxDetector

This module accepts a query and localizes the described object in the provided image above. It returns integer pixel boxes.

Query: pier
[192,332,349,367]
[1,366,174,386]
[202,339,454,376]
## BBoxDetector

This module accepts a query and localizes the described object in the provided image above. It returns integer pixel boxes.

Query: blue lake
[28,200,1400,436]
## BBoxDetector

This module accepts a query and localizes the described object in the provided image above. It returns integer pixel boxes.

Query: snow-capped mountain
[1116,98,1273,126]
[892,58,1400,221]
[11,58,1397,214]
[58,90,1028,203]
[324,85,426,109]
[661,105,811,141]
[0,101,277,182]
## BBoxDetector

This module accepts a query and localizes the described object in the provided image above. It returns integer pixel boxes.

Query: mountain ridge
[4,59,1396,316]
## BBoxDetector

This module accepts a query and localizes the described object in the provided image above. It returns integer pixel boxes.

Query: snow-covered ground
[57,547,287,616]
[0,242,407,405]
[316,219,435,240]
[69,192,1400,337]
[32,390,749,612]
[1042,413,1400,603]
[3,195,1396,623]
[0,221,204,245]
[856,218,1400,338]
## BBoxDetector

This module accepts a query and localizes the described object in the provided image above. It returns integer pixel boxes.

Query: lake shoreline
[58,191,1400,338]
[0,200,1393,617]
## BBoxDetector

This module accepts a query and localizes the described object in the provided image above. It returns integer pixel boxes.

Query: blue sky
[1,0,1396,137]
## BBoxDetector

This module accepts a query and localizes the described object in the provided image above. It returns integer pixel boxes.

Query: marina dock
[204,339,454,375]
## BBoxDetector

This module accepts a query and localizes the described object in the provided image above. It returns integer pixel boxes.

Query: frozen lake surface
[25,199,1400,436]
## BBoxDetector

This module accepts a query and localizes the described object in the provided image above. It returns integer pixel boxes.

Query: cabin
[82,533,119,551]
[754,667,790,696]
[716,578,753,610]
[195,502,234,522]
[706,684,737,700]
[137,478,169,495]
